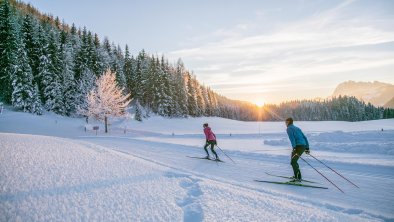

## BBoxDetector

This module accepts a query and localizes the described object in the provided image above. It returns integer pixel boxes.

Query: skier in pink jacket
[203,123,219,160]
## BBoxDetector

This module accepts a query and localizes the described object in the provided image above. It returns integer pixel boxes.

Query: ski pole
[216,145,236,164]
[298,155,344,193]
[307,153,359,188]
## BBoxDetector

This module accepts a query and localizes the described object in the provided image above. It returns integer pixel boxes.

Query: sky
[24,0,394,105]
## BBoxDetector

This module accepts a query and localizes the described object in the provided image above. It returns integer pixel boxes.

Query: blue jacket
[286,124,309,149]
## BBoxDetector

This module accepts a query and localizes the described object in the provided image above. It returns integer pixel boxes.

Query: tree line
[261,96,394,121]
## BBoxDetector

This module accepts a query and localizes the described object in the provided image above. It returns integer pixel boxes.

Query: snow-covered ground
[1,107,394,221]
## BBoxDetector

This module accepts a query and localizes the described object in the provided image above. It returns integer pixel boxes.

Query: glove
[214,140,217,145]
[305,148,310,154]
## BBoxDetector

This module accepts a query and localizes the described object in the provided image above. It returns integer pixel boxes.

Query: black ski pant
[291,145,306,180]
[204,140,218,159]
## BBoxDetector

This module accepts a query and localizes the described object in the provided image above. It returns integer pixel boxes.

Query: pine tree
[59,29,76,116]
[134,99,143,121]
[0,0,17,103]
[76,69,96,114]
[132,58,143,102]
[158,56,172,116]
[186,72,198,116]
[201,85,211,116]
[172,59,188,117]
[21,14,41,86]
[123,44,133,94]
[41,29,63,113]
[91,33,104,76]
[144,55,157,112]
[11,38,42,114]
[74,26,89,80]
[194,76,205,116]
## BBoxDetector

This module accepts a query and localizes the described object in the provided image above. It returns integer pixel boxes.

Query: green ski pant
[291,146,306,180]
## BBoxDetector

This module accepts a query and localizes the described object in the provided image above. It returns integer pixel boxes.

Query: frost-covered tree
[81,69,131,133]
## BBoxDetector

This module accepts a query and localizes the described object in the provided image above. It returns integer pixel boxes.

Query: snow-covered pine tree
[123,44,133,94]
[186,72,198,117]
[59,29,76,116]
[194,76,205,116]
[92,33,104,76]
[97,37,111,74]
[207,88,219,116]
[41,29,63,113]
[110,43,126,88]
[134,99,143,121]
[86,31,96,74]
[142,55,155,111]
[172,59,188,117]
[82,69,131,133]
[201,85,211,116]
[137,49,150,110]
[158,56,172,116]
[0,0,17,103]
[76,68,96,115]
[11,36,42,114]
[21,14,41,87]
[132,58,143,101]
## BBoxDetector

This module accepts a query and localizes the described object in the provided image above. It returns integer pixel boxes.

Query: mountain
[384,97,394,108]
[332,81,394,107]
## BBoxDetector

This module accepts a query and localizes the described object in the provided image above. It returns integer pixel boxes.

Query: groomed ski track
[78,135,393,221]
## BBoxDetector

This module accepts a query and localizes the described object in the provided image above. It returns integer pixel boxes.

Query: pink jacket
[204,127,216,141]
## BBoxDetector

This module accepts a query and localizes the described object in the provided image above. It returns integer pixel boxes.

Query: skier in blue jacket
[286,117,310,182]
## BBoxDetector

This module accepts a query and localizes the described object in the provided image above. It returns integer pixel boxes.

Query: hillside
[0,0,259,121]
[384,97,394,108]
[332,81,394,107]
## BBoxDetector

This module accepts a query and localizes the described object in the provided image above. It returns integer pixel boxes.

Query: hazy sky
[24,0,394,105]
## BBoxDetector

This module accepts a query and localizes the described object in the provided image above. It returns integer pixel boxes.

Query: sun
[254,100,265,107]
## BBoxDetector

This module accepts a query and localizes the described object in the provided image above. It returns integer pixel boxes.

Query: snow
[1,107,394,221]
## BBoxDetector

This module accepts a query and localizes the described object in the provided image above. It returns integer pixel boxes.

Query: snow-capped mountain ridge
[332,81,394,107]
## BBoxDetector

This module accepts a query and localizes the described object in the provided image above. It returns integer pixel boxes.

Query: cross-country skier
[203,123,220,160]
[285,117,310,182]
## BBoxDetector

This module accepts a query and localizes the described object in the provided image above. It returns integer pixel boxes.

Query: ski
[186,156,224,163]
[265,172,318,184]
[254,180,328,189]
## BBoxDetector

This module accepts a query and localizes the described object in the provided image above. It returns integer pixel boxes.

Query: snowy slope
[1,108,394,221]
[1,133,375,222]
